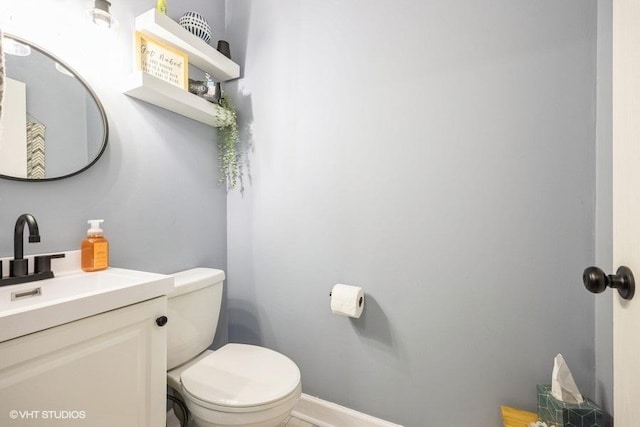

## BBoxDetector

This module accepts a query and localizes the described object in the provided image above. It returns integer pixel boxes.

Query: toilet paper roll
[330,284,364,318]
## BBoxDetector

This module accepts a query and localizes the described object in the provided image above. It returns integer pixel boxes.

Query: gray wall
[0,0,229,344]
[225,1,598,425]
[595,0,613,417]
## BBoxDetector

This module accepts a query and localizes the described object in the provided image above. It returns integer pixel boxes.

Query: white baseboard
[291,394,403,427]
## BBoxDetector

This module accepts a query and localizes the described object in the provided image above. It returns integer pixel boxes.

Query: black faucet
[0,214,65,287]
[10,213,41,277]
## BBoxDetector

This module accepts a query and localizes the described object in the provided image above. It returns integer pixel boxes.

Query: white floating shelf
[135,9,240,82]
[124,71,232,127]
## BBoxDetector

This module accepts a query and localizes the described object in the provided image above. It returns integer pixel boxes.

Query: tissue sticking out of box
[551,353,584,404]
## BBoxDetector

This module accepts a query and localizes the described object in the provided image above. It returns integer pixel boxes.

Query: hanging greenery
[217,96,240,190]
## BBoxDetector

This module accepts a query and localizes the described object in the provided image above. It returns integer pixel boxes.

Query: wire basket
[178,11,212,44]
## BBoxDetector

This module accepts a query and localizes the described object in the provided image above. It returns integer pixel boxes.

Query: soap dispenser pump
[81,219,109,272]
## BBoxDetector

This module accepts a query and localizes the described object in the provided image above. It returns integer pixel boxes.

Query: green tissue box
[537,384,604,427]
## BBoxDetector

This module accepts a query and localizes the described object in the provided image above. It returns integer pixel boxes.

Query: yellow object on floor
[501,405,538,427]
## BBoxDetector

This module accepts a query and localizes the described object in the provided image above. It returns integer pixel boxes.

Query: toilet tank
[167,268,225,370]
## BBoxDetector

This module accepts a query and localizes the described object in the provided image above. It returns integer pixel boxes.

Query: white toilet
[166,268,302,427]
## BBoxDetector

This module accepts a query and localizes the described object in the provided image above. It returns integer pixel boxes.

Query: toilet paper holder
[329,291,364,308]
[329,284,365,318]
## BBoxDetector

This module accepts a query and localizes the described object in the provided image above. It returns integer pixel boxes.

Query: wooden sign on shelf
[135,31,188,90]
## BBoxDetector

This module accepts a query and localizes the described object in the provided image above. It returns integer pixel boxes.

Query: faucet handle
[34,253,66,274]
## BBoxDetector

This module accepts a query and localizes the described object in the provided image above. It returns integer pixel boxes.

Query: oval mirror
[0,34,108,181]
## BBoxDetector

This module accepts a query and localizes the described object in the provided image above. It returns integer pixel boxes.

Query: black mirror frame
[0,33,109,182]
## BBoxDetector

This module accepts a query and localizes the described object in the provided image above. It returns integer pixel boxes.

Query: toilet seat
[180,343,301,413]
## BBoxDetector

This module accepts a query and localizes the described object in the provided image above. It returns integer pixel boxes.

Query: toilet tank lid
[168,268,225,297]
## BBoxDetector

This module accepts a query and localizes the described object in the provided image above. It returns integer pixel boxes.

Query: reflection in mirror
[0,34,108,181]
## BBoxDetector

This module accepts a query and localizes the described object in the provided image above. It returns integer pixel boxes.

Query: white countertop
[0,250,173,342]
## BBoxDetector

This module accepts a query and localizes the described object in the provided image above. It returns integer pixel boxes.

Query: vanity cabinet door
[0,296,167,427]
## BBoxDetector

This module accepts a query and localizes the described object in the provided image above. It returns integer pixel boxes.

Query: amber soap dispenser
[81,219,109,272]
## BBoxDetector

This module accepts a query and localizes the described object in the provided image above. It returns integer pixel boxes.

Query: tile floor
[283,415,318,427]
[167,409,319,427]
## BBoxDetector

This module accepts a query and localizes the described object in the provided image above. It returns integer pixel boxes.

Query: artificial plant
[216,96,240,191]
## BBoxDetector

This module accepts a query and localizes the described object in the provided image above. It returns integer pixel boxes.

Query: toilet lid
[181,343,301,408]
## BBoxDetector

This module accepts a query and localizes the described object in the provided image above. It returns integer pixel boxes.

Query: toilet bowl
[168,345,301,427]
[167,268,301,427]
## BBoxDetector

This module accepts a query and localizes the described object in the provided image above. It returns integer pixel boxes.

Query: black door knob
[155,316,168,327]
[583,266,635,300]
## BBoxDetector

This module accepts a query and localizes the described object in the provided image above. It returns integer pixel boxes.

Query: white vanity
[0,251,173,426]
